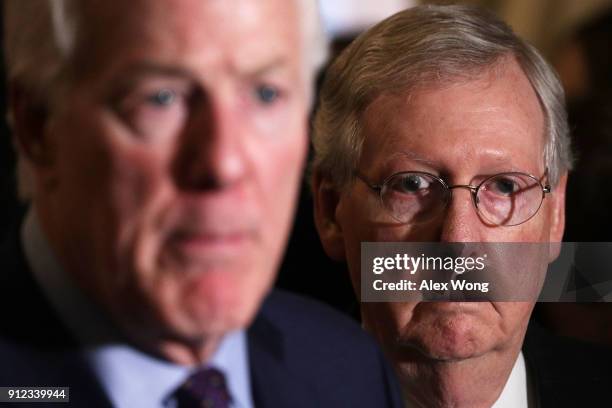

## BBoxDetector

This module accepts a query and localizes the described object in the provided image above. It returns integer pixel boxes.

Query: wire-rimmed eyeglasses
[355,170,551,227]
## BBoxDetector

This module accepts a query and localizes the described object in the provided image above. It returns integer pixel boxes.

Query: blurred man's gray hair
[3,0,328,198]
[312,4,572,190]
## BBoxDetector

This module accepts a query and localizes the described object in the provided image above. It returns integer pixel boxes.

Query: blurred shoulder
[249,289,402,407]
[257,289,383,355]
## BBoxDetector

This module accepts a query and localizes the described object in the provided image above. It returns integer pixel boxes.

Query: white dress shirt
[401,347,534,407]
[22,208,254,408]
[492,351,532,408]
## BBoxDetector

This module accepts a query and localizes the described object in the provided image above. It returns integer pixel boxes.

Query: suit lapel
[0,219,77,349]
[248,310,320,408]
[0,222,114,408]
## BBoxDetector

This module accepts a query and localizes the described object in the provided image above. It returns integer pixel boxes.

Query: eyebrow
[115,56,289,80]
[242,57,289,77]
[387,150,533,175]
[388,151,441,168]
[114,62,197,83]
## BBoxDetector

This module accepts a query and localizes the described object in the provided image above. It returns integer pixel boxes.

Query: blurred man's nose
[438,187,483,242]
[173,95,247,191]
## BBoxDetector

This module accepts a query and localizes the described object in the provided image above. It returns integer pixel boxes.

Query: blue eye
[255,85,279,105]
[147,89,176,106]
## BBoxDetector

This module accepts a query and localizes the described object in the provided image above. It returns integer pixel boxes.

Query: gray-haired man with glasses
[312,4,612,408]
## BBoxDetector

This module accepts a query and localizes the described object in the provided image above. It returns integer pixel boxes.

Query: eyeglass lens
[380,172,544,226]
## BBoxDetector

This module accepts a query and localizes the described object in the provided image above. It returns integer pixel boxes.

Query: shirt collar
[492,351,531,408]
[21,207,254,408]
[86,331,253,408]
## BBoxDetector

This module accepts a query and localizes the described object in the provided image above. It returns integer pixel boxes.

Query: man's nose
[173,96,247,191]
[438,186,483,242]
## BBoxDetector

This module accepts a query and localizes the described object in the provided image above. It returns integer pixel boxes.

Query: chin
[399,310,494,361]
[168,266,272,337]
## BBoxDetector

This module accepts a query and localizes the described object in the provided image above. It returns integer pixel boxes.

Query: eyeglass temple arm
[354,172,382,192]
[541,168,551,194]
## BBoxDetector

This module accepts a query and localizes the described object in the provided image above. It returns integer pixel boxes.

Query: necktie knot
[174,367,232,408]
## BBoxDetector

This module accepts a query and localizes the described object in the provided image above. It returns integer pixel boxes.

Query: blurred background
[2,1,612,342]
[321,0,612,57]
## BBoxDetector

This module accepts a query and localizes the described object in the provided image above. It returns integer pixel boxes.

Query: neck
[93,288,226,366]
[397,348,521,408]
[141,333,224,366]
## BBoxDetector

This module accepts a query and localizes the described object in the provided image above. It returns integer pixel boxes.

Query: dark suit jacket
[0,226,403,408]
[523,321,612,408]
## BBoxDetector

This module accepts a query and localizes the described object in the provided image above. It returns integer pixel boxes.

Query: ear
[548,172,567,262]
[549,172,567,242]
[9,83,56,169]
[312,171,346,261]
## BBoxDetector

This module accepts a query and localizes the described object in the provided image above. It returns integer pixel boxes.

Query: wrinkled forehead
[69,0,302,80]
[359,61,546,175]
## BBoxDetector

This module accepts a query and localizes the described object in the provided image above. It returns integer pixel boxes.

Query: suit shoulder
[259,289,374,348]
[250,290,402,407]
[256,289,391,382]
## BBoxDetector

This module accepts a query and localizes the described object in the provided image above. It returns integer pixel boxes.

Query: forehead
[360,60,546,176]
[72,0,301,81]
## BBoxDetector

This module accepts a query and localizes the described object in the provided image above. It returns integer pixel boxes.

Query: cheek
[109,149,174,277]
[56,114,172,265]
[336,200,365,281]
[506,208,552,243]
[495,302,534,337]
[338,195,412,273]
[56,109,169,210]
[107,149,171,224]
[256,128,308,242]
[362,302,418,345]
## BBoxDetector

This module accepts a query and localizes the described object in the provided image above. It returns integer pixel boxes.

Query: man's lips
[167,230,254,256]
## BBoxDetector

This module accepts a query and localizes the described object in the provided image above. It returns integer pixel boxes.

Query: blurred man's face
[318,60,566,365]
[42,0,308,346]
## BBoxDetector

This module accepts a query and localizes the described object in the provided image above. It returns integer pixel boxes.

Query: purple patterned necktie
[173,367,232,408]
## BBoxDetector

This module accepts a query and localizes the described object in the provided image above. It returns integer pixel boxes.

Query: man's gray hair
[312,4,573,190]
[4,0,78,108]
[3,0,328,198]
